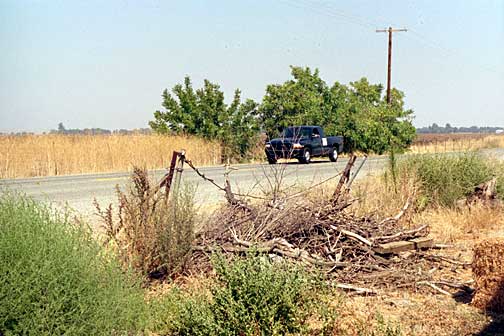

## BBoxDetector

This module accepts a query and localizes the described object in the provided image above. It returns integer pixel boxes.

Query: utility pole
[376,27,407,104]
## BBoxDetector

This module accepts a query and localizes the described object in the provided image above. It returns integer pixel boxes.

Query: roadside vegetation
[0,192,340,335]
[95,167,197,278]
[2,65,504,334]
[2,149,504,335]
[0,194,148,335]
[2,66,503,179]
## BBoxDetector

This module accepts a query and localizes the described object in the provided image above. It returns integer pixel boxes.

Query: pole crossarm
[376,28,407,33]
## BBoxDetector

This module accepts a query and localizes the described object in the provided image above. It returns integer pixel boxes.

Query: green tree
[57,122,66,133]
[334,79,415,154]
[259,67,415,154]
[149,77,259,161]
[260,66,333,138]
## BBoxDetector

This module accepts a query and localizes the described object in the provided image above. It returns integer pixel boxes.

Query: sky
[1,0,503,133]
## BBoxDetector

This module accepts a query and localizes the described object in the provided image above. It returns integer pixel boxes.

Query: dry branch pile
[157,153,474,295]
[191,194,468,293]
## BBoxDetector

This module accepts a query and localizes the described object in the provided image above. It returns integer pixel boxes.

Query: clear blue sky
[1,0,503,132]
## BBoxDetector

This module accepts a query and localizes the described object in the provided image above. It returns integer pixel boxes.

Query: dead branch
[332,154,357,203]
[422,254,471,266]
[346,155,368,190]
[379,197,412,225]
[335,283,377,295]
[337,228,373,246]
[373,224,428,243]
[416,281,452,296]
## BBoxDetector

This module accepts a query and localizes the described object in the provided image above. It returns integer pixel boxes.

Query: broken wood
[332,154,357,203]
[410,237,434,249]
[379,197,412,225]
[374,241,415,254]
[373,224,428,243]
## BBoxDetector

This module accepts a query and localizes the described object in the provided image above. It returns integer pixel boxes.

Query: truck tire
[267,156,277,164]
[328,147,338,162]
[298,148,311,164]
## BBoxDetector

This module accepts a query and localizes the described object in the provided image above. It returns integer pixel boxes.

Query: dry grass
[413,204,504,244]
[349,172,419,221]
[0,134,222,179]
[330,292,489,336]
[410,134,504,154]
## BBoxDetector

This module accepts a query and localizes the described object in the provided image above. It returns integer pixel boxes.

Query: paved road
[0,156,387,218]
[2,148,503,221]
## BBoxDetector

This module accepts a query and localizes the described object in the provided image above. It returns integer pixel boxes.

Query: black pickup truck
[265,126,344,164]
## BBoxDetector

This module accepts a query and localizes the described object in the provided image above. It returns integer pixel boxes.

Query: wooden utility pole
[376,27,407,104]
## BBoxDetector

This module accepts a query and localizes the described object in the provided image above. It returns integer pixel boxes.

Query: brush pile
[174,154,472,293]
[191,193,467,292]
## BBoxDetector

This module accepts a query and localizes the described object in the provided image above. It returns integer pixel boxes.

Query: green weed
[152,252,333,336]
[393,152,499,207]
[0,194,147,335]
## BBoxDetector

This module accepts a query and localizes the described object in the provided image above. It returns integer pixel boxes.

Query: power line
[279,0,378,30]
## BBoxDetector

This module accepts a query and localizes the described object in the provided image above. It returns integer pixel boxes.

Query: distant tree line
[417,123,503,134]
[49,123,152,135]
[150,66,416,161]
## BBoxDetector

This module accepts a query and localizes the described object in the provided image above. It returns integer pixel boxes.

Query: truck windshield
[282,127,311,138]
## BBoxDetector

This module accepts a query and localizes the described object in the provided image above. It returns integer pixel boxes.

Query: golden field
[0,134,222,179]
[2,132,504,179]
[410,133,504,154]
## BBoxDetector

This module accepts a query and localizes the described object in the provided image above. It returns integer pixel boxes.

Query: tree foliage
[150,67,416,158]
[259,66,416,154]
[149,77,259,161]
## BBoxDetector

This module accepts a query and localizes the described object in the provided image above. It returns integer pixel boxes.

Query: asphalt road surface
[2,149,503,222]
[0,156,386,218]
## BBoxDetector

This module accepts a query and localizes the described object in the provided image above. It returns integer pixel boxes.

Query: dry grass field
[410,133,504,153]
[0,134,222,179]
[2,132,504,179]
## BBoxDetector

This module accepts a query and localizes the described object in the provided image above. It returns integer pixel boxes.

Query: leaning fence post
[161,150,181,198]
[332,154,357,203]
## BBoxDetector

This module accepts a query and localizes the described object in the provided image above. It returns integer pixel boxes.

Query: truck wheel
[329,147,338,162]
[298,148,311,164]
[267,156,277,164]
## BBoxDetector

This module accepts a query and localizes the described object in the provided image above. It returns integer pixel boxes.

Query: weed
[0,194,147,335]
[210,252,316,335]
[95,167,196,278]
[410,134,504,154]
[396,152,495,207]
[150,252,332,335]
[414,204,504,243]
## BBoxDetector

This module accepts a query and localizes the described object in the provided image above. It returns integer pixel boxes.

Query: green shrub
[0,194,147,335]
[210,253,316,335]
[396,153,495,206]
[150,287,216,336]
[152,253,329,336]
